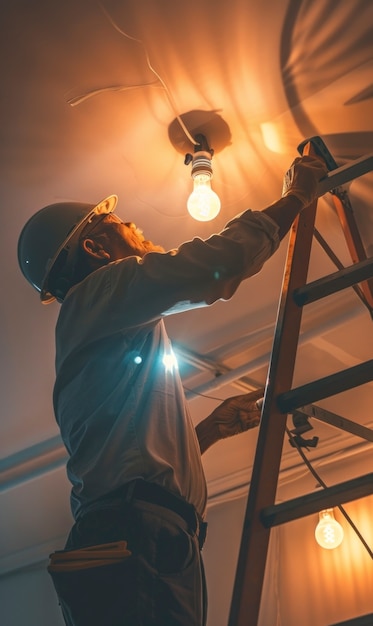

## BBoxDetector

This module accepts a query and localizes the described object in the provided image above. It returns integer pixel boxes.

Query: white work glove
[210,388,265,439]
[282,156,328,208]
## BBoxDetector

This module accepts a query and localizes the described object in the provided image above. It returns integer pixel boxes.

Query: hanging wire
[67,82,160,106]
[285,426,373,559]
[68,1,198,147]
[183,386,228,403]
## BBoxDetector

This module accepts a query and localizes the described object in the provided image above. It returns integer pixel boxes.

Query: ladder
[228,137,373,626]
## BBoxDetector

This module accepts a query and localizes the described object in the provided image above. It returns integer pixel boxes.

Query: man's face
[84,213,165,260]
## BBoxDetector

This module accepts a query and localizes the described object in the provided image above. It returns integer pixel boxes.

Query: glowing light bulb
[315,508,344,549]
[187,173,221,221]
[187,150,220,222]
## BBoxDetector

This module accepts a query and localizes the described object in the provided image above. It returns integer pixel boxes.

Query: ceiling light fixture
[185,134,221,222]
[315,508,344,549]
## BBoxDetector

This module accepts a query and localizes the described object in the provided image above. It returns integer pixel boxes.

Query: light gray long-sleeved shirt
[53,209,279,520]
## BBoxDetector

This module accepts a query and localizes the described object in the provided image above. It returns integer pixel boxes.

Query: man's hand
[211,388,264,439]
[195,388,264,454]
[282,155,328,208]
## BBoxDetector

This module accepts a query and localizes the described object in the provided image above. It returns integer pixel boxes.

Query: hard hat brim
[41,194,118,303]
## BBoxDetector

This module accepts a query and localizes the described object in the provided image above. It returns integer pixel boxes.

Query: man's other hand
[211,388,265,439]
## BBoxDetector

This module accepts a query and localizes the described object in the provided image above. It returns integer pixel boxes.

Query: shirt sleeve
[106,209,280,326]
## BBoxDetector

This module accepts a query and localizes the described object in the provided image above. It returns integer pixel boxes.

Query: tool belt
[48,480,207,574]
[115,479,208,550]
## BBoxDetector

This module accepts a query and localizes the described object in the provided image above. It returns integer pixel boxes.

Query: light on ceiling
[185,135,221,222]
[315,508,344,549]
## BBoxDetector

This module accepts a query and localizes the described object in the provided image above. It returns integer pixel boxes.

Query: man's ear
[81,238,111,261]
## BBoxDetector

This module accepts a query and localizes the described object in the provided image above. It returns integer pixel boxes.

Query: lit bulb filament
[322,524,337,545]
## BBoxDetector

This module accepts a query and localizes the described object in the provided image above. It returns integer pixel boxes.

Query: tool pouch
[48,541,132,626]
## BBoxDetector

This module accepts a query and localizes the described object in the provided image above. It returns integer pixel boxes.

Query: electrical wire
[68,1,198,147]
[285,426,373,559]
[67,82,160,107]
[183,386,230,403]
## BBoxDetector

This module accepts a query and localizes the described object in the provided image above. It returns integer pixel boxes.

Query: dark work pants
[50,499,207,626]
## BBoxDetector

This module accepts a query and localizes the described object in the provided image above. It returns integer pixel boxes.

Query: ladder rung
[293,256,373,305]
[277,360,373,413]
[317,153,373,196]
[261,473,373,528]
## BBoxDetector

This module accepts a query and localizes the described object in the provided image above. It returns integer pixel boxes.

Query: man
[18,155,327,626]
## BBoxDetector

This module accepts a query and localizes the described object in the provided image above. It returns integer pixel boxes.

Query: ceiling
[0,0,372,580]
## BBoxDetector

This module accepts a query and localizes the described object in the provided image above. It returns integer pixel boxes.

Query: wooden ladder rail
[228,140,373,626]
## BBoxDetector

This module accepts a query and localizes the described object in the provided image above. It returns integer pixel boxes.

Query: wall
[0,563,64,626]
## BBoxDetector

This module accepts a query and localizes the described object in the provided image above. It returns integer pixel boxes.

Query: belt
[100,479,207,550]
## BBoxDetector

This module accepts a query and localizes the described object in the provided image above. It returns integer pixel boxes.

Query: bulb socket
[191,152,213,178]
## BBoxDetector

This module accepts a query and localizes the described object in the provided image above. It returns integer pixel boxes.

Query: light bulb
[315,508,344,549]
[187,173,221,221]
[187,149,221,221]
